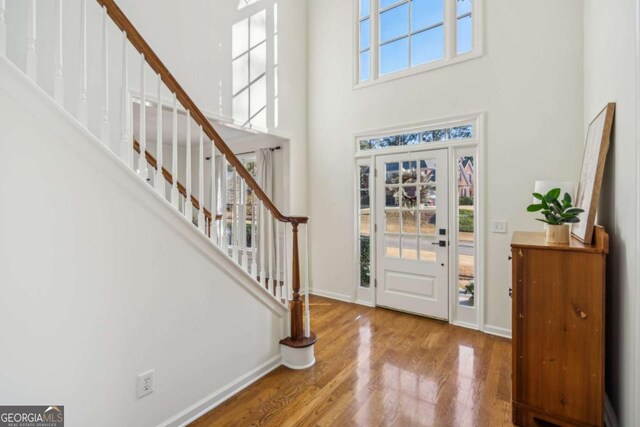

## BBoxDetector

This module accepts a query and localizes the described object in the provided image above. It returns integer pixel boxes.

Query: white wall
[4,0,307,216]
[583,0,639,424]
[307,0,585,332]
[0,57,287,426]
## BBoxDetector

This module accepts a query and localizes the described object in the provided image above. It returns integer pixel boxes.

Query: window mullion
[372,0,380,79]
[444,0,457,60]
[408,0,412,67]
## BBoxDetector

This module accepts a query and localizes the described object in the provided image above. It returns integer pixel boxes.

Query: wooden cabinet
[511,227,608,427]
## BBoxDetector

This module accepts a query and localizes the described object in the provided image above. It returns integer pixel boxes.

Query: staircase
[0,0,315,369]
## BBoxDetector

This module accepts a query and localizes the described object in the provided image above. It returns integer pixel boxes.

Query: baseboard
[483,324,512,339]
[354,299,375,307]
[605,393,619,427]
[309,288,354,303]
[159,355,282,427]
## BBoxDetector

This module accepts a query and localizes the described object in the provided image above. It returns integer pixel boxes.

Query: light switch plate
[491,220,508,233]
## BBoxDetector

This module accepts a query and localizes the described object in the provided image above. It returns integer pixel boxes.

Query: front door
[375,149,449,319]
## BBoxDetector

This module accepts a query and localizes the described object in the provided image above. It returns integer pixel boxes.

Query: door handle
[431,241,447,247]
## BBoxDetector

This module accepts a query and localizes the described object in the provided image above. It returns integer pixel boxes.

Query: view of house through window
[359,164,372,287]
[457,155,475,306]
[359,0,476,83]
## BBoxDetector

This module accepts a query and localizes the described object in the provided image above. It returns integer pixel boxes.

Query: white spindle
[267,209,274,295]
[155,74,164,195]
[241,179,249,270]
[120,31,130,167]
[100,6,109,146]
[251,197,257,278]
[171,93,179,208]
[198,127,205,232]
[259,201,266,288]
[137,55,147,179]
[304,225,311,337]
[185,111,193,220]
[53,0,63,104]
[78,0,88,125]
[221,155,228,250]
[0,0,6,55]
[276,220,282,299]
[210,145,217,244]
[26,0,36,81]
[231,170,239,261]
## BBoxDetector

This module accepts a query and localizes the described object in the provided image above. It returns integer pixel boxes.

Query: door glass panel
[360,190,370,209]
[420,160,436,182]
[360,214,370,236]
[457,155,475,306]
[385,210,400,232]
[419,210,436,235]
[401,236,418,260]
[402,211,417,233]
[385,234,400,258]
[420,185,436,207]
[386,162,399,184]
[402,161,417,183]
[386,186,400,207]
[419,237,436,262]
[402,186,417,208]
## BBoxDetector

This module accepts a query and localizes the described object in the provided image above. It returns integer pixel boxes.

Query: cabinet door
[516,248,604,425]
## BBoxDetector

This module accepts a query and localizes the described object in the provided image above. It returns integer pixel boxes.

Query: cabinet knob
[508,255,512,261]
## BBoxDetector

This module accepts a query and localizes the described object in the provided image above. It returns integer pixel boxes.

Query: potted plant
[526,188,584,244]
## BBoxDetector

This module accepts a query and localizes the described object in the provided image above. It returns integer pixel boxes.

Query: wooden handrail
[97,0,307,225]
[133,140,223,222]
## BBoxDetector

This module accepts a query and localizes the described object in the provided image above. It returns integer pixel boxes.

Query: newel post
[279,218,317,370]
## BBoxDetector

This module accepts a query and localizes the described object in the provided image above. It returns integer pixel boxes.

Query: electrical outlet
[137,370,154,398]
[491,220,508,234]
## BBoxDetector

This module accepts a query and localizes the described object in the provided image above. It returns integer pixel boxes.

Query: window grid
[359,0,477,83]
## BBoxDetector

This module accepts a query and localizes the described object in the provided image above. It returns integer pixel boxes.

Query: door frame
[352,112,485,331]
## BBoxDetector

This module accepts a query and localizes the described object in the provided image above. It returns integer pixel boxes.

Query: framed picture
[572,103,615,244]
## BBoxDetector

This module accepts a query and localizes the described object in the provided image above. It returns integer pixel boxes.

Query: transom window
[358,0,478,83]
[358,123,473,151]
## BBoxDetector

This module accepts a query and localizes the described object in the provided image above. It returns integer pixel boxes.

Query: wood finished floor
[190,296,513,427]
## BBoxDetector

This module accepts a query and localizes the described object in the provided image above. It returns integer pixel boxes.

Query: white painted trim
[635,1,640,423]
[355,299,375,307]
[452,320,479,331]
[483,324,512,340]
[0,55,289,320]
[309,288,355,303]
[605,393,620,427]
[159,355,282,427]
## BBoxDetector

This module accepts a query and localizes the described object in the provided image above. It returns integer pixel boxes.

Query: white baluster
[304,225,311,337]
[77,0,88,125]
[231,170,238,261]
[137,55,147,179]
[221,155,228,251]
[170,93,179,208]
[0,0,6,55]
[155,74,164,195]
[53,0,63,104]
[100,6,109,146]
[210,145,217,244]
[120,31,130,167]
[26,0,37,81]
[241,179,249,270]
[276,220,282,299]
[251,196,257,279]
[259,200,266,288]
[267,209,274,295]
[198,127,205,232]
[185,111,193,220]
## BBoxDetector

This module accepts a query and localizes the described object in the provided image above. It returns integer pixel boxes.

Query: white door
[375,149,449,319]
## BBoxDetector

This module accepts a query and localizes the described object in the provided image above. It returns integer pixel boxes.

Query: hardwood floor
[191,296,513,427]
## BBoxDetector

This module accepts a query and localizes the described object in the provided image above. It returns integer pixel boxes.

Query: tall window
[358,0,478,83]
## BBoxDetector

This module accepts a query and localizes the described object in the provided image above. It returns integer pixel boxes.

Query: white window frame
[352,112,485,331]
[354,0,484,88]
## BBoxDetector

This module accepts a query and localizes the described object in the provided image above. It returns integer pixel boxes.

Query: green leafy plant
[526,188,584,225]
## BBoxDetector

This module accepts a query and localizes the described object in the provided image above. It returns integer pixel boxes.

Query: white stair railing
[1,0,315,350]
